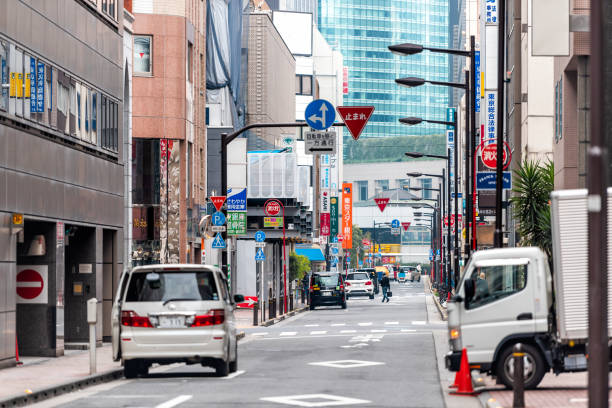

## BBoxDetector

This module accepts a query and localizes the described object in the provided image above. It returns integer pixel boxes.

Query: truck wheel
[496,343,547,389]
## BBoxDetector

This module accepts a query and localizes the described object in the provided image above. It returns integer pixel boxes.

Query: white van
[111,264,244,378]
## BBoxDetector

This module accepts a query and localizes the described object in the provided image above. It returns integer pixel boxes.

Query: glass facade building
[318,0,450,139]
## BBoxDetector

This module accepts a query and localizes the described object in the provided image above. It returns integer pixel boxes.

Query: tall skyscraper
[318,0,450,140]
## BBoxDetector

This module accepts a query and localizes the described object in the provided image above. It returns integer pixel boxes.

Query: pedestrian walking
[381,272,391,303]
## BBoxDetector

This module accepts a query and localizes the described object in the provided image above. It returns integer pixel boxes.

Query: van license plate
[322,291,332,296]
[158,316,185,328]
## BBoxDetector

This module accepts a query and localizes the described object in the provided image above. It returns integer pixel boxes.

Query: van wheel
[496,343,547,389]
[124,360,140,379]
[216,354,230,377]
[229,343,238,373]
[309,303,315,310]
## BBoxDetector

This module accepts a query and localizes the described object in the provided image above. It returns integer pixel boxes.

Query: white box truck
[445,189,612,388]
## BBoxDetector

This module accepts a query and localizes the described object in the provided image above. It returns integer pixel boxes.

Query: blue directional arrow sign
[212,233,226,249]
[254,230,266,242]
[346,255,351,262]
[391,219,400,228]
[331,256,338,267]
[255,248,265,261]
[305,99,335,130]
[331,246,339,256]
[212,211,226,226]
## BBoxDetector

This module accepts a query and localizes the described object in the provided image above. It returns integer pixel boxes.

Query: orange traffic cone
[449,370,460,388]
[449,348,477,396]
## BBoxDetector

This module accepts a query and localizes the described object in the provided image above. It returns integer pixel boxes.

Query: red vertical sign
[342,183,353,249]
[342,67,349,95]
[320,213,331,236]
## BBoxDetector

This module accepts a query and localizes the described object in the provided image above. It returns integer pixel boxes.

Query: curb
[427,278,448,321]
[0,368,124,408]
[259,306,308,327]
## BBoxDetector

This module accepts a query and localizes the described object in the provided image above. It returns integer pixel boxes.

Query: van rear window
[125,271,219,302]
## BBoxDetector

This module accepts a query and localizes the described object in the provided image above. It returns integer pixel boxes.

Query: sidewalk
[0,345,122,407]
[483,372,612,408]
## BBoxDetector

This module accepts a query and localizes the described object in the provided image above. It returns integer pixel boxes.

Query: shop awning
[295,248,326,262]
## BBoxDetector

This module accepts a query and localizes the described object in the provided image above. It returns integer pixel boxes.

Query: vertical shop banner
[36,62,44,113]
[320,213,330,236]
[485,91,497,145]
[227,187,247,235]
[475,51,481,113]
[343,67,349,94]
[29,57,36,112]
[330,196,339,237]
[342,183,353,249]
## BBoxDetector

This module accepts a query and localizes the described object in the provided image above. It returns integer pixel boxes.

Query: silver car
[111,265,244,378]
[345,271,375,299]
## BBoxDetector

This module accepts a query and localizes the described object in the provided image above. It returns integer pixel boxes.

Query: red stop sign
[481,143,512,170]
[264,200,282,216]
[17,269,44,300]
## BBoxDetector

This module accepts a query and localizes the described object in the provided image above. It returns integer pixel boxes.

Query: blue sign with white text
[475,51,481,113]
[212,233,226,249]
[331,246,339,256]
[305,99,335,130]
[476,172,512,190]
[391,219,400,229]
[36,62,45,113]
[255,230,266,242]
[212,211,226,226]
[30,57,36,113]
[227,187,247,211]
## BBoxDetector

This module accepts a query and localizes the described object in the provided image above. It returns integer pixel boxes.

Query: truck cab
[446,247,552,388]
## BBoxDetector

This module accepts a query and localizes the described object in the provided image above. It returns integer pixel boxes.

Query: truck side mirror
[464,279,475,306]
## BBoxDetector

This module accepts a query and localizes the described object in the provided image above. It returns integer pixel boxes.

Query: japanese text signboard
[305,130,337,155]
[330,196,339,237]
[342,183,353,249]
[227,212,246,235]
[336,106,375,141]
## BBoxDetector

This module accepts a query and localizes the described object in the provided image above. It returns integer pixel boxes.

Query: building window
[356,180,368,201]
[102,0,117,20]
[555,78,563,143]
[296,74,313,95]
[421,178,433,199]
[134,36,152,75]
[187,42,193,83]
[0,41,8,111]
[375,179,389,194]
[396,178,410,191]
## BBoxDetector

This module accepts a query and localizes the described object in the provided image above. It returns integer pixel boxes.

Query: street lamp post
[402,114,461,287]
[406,201,440,283]
[390,37,476,260]
[406,160,451,290]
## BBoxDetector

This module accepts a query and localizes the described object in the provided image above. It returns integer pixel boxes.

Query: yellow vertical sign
[16,73,23,98]
[24,73,31,98]
[9,72,16,97]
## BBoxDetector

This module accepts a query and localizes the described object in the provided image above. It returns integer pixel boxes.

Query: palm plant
[511,159,554,258]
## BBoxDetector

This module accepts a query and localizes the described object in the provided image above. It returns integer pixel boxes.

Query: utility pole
[588,0,609,404]
[494,0,506,248]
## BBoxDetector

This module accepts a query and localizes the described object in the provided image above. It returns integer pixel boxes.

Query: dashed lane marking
[155,395,193,408]
[340,330,357,333]
[401,329,417,332]
[384,321,399,325]
[358,322,372,326]
[370,329,387,333]
[411,321,426,325]
[310,330,327,335]
[251,332,268,336]
[331,323,346,326]
[280,331,297,336]
[304,324,320,327]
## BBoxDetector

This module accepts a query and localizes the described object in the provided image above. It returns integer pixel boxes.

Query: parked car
[397,267,411,283]
[309,272,347,310]
[344,271,374,299]
[111,264,244,378]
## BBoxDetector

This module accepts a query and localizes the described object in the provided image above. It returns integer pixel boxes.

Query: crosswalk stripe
[384,321,399,325]
[371,329,387,333]
[411,321,426,325]
[358,322,372,326]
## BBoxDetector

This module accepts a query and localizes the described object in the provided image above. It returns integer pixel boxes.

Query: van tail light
[345,281,351,286]
[192,309,225,326]
[309,286,314,292]
[340,285,345,292]
[121,311,153,328]
[365,281,372,286]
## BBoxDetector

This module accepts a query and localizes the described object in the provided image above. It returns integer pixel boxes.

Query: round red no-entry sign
[16,268,44,300]
[481,142,512,170]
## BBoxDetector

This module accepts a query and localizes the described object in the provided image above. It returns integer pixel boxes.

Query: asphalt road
[35,279,447,408]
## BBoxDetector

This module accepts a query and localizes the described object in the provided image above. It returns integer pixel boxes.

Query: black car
[309,272,347,310]
[356,268,379,294]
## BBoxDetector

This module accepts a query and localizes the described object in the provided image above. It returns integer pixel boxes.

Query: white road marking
[358,322,372,326]
[341,343,369,349]
[412,321,427,325]
[304,324,320,327]
[309,360,385,369]
[251,332,268,336]
[370,329,387,333]
[401,329,417,332]
[260,332,427,340]
[280,331,297,336]
[340,330,357,333]
[384,321,399,325]
[310,330,327,335]
[223,370,246,380]
[260,394,370,407]
[155,395,193,408]
[331,323,346,326]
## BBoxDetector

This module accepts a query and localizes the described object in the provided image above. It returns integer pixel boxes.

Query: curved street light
[396,77,467,90]
[389,42,472,57]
